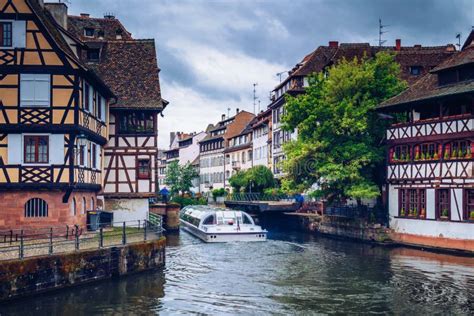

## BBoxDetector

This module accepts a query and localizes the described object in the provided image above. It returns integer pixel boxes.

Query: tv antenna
[378,18,389,46]
[253,83,258,114]
[227,107,231,119]
[455,33,462,50]
[258,100,261,113]
[276,71,286,83]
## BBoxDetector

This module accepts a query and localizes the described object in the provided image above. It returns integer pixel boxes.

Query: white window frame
[20,74,51,107]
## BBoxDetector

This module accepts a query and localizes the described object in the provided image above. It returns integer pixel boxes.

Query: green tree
[245,165,275,193]
[165,161,199,195]
[282,52,407,202]
[165,161,180,195]
[229,166,275,193]
[229,171,248,192]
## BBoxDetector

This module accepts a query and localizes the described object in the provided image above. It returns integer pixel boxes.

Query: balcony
[387,115,474,141]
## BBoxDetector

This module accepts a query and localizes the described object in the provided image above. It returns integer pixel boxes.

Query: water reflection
[1,230,473,315]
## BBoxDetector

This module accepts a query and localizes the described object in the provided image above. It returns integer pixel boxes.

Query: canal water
[1,224,473,315]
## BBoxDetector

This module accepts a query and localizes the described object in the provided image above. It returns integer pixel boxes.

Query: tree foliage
[228,166,275,193]
[165,161,199,195]
[282,52,407,202]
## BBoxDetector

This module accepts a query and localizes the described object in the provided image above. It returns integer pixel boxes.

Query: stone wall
[0,190,95,229]
[0,238,166,301]
[150,203,180,231]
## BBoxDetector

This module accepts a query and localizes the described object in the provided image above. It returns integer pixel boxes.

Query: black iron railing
[0,219,163,261]
[226,193,292,202]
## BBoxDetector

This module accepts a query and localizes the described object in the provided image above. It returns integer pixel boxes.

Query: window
[444,140,471,160]
[410,66,422,76]
[436,189,450,220]
[79,144,86,166]
[398,189,426,218]
[91,144,97,169]
[82,197,86,214]
[24,198,48,218]
[203,215,215,225]
[24,136,48,164]
[84,28,94,37]
[84,82,90,111]
[414,143,439,160]
[71,198,76,216]
[138,159,151,179]
[464,190,474,220]
[0,22,12,47]
[390,145,410,162]
[90,197,95,211]
[20,74,50,107]
[87,49,100,61]
[118,111,154,134]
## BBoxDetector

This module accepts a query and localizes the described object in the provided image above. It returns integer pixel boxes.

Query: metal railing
[0,219,163,261]
[227,193,292,202]
[325,205,388,225]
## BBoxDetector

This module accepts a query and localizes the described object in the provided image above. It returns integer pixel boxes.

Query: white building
[252,108,272,169]
[225,123,254,188]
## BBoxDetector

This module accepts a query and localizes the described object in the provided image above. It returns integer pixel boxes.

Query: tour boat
[179,205,267,242]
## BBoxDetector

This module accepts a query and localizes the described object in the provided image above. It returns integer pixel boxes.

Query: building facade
[224,123,254,186]
[199,110,255,193]
[269,40,456,177]
[67,9,167,223]
[0,0,113,228]
[252,108,272,169]
[378,32,474,251]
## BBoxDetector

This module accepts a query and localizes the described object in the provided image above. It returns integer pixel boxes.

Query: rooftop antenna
[455,33,462,50]
[258,100,261,113]
[378,18,389,47]
[253,83,258,114]
[227,107,231,118]
[276,71,286,83]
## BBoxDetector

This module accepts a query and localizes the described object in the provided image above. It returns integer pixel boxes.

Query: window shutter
[50,134,64,164]
[12,20,26,48]
[7,134,22,164]
[20,74,50,107]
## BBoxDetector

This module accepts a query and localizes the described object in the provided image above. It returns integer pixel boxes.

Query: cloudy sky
[67,0,473,147]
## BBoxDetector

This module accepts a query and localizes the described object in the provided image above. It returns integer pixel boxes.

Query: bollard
[122,222,126,245]
[99,227,103,248]
[19,230,24,259]
[144,220,147,241]
[75,225,79,250]
[49,227,53,255]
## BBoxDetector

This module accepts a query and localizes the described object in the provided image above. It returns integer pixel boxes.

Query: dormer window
[0,22,12,47]
[84,28,94,37]
[410,66,422,76]
[115,29,123,40]
[97,30,105,39]
[87,49,100,61]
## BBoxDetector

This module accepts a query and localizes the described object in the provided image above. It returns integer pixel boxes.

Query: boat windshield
[202,215,216,225]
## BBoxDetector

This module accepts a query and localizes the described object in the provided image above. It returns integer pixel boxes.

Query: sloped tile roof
[378,46,474,109]
[68,15,165,110]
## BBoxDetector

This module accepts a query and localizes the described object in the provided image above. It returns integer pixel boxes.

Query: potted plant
[470,211,474,221]
[444,150,450,160]
[441,209,449,220]
[451,149,458,159]
[413,207,418,217]
[433,152,439,160]
[421,152,426,161]
[414,151,420,161]
[392,152,398,162]
[400,208,406,217]
[408,209,413,217]
[420,208,426,219]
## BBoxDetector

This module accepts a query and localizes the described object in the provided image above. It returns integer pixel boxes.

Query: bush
[171,195,207,208]
[212,188,227,198]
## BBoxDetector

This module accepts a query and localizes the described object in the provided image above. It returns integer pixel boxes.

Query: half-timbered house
[378,32,474,251]
[0,0,113,228]
[67,12,167,223]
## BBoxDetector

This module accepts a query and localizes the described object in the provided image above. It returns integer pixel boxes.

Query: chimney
[329,41,339,48]
[236,108,240,114]
[45,3,68,29]
[80,13,90,18]
[395,39,401,51]
[221,114,226,121]
[414,44,422,49]
[169,132,176,147]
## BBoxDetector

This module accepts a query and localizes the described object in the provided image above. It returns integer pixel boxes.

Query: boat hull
[180,220,267,243]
